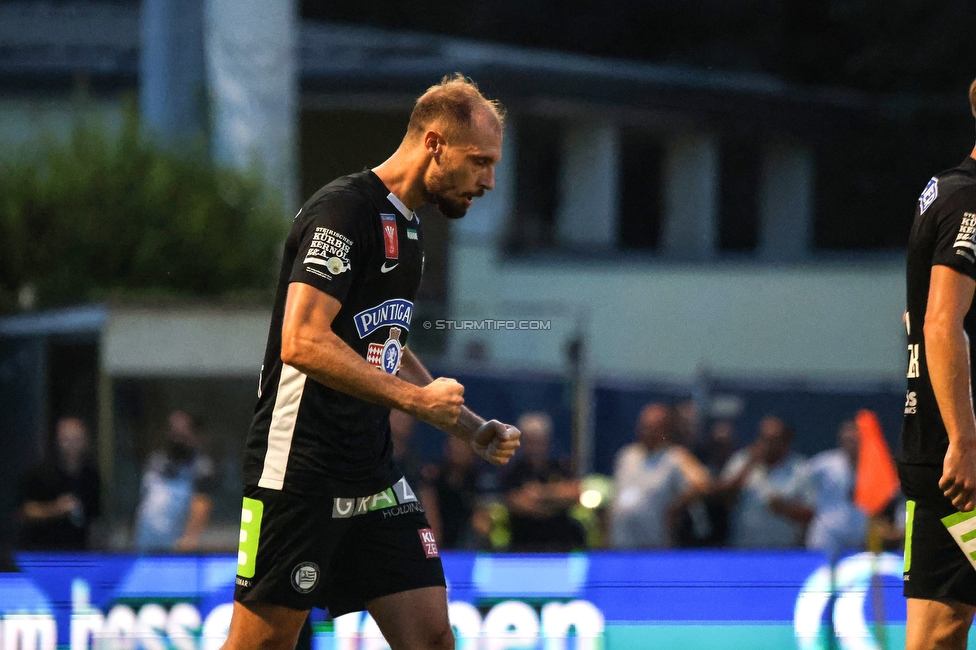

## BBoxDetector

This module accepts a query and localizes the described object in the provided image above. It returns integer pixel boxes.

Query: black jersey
[242,171,424,495]
[901,157,976,465]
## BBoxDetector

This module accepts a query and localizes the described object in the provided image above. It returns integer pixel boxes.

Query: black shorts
[233,478,445,616]
[898,461,976,606]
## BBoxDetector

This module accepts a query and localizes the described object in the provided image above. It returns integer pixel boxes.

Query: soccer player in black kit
[223,76,521,650]
[900,78,976,650]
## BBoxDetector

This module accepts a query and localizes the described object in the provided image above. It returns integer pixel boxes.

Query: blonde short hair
[407,73,505,139]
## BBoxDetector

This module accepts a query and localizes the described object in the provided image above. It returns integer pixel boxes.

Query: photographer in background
[133,410,214,552]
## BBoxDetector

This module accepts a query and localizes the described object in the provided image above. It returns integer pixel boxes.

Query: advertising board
[0,551,915,650]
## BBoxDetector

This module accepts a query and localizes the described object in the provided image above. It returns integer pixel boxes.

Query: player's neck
[970,143,976,161]
[372,146,428,212]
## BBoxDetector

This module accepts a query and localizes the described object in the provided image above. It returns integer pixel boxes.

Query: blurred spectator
[676,417,739,547]
[17,417,101,550]
[674,398,700,448]
[798,420,867,553]
[609,403,711,548]
[390,409,424,492]
[133,411,214,552]
[420,436,481,549]
[500,412,584,551]
[699,418,739,477]
[718,415,811,548]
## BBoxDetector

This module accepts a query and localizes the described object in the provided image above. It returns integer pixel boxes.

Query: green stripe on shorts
[942,509,976,528]
[904,500,915,574]
[238,497,264,579]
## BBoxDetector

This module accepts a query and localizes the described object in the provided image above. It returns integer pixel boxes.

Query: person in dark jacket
[17,417,101,550]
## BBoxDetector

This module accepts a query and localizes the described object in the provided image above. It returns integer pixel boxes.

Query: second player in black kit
[235,170,439,614]
[901,156,976,605]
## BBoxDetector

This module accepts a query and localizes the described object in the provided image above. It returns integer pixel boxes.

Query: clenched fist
[415,377,465,429]
[941,440,976,512]
[472,419,520,465]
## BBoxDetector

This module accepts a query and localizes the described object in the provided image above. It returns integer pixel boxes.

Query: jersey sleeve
[932,191,976,280]
[289,191,371,303]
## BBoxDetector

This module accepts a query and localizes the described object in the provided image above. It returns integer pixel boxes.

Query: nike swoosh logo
[380,262,398,273]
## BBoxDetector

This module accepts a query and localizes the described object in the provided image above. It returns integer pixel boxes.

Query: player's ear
[424,130,444,159]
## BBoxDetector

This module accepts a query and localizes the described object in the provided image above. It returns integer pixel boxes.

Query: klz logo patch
[419,528,439,558]
[291,562,319,593]
[381,213,398,259]
[918,177,938,214]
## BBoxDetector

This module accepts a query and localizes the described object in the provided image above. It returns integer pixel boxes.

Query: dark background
[303,0,976,96]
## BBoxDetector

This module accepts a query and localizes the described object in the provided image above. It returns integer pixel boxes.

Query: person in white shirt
[610,403,711,548]
[803,419,867,553]
[718,415,811,548]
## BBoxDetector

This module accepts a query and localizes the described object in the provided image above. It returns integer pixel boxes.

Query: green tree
[0,114,287,313]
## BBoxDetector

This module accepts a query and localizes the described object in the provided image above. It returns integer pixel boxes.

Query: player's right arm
[280,281,464,429]
[926,264,976,511]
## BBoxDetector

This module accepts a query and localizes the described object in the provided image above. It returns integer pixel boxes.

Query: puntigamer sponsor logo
[353,299,413,339]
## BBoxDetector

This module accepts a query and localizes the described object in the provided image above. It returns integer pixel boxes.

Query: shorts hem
[326,571,447,618]
[233,586,314,612]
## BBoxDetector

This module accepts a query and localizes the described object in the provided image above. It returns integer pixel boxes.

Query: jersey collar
[386,191,415,222]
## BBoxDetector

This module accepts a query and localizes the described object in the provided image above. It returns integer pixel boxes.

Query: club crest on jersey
[367,327,403,374]
[381,213,398,259]
[354,298,413,338]
[919,177,938,214]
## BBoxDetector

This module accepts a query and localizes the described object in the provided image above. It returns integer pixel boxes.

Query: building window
[718,137,761,252]
[508,116,561,254]
[618,129,665,251]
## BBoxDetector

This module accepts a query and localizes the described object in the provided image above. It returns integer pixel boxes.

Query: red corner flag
[853,409,901,516]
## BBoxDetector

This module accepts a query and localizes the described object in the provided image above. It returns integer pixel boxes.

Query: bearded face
[421,163,483,220]
[420,112,500,219]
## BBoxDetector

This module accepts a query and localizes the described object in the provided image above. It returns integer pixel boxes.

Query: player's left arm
[926,264,976,510]
[399,347,520,465]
